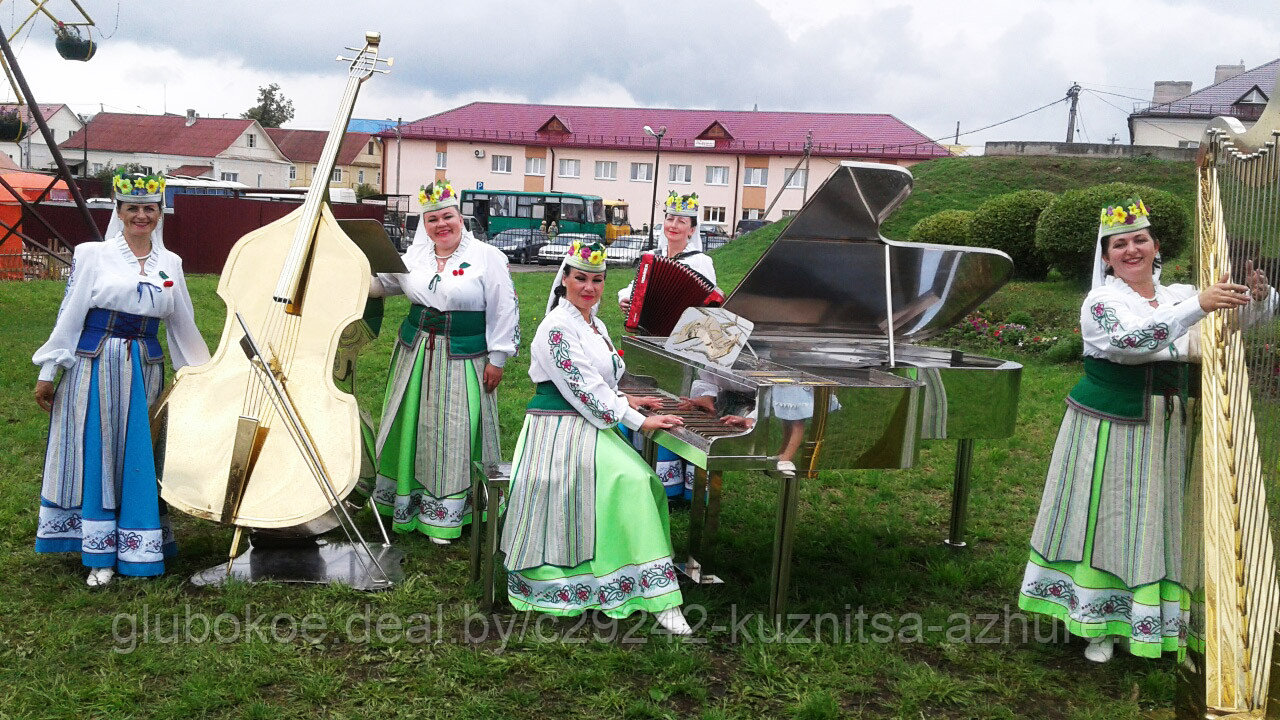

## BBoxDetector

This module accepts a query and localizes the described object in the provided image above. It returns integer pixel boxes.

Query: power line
[1082,86,1150,104]
[1083,88,1200,142]
[889,95,1069,150]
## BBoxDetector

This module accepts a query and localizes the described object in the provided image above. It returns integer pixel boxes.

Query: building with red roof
[265,127,382,190]
[379,102,950,229]
[59,110,291,187]
[0,103,84,171]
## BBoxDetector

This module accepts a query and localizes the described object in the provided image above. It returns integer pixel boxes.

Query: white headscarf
[403,211,477,270]
[105,199,166,251]
[1091,228,1163,290]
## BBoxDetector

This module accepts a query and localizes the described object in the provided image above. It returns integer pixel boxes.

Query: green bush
[970,190,1056,279]
[908,209,975,247]
[1045,334,1084,363]
[1034,183,1189,282]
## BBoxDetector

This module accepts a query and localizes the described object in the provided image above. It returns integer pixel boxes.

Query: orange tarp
[0,170,71,280]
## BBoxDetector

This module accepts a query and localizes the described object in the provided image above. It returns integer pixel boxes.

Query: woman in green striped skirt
[1018,197,1271,662]
[501,238,694,635]
[369,180,519,543]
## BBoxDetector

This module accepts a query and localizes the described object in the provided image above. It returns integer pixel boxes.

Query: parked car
[700,223,730,251]
[539,233,599,266]
[463,215,489,242]
[606,235,648,266]
[488,228,549,264]
[734,218,770,238]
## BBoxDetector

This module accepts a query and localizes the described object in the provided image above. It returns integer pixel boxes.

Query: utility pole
[1107,134,1119,145]
[1065,83,1082,143]
[954,121,960,145]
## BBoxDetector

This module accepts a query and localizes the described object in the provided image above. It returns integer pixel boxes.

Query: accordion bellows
[625,254,724,336]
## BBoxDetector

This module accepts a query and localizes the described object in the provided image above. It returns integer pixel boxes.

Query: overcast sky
[20,0,1280,149]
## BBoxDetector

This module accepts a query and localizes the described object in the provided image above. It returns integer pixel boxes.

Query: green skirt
[372,339,482,540]
[1019,410,1189,659]
[504,414,683,618]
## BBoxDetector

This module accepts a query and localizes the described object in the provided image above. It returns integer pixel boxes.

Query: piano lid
[722,161,1013,344]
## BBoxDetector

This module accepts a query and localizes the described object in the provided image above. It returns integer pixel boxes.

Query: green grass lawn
[0,251,1183,719]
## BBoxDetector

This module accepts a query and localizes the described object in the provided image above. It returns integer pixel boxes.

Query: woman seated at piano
[1018,197,1275,663]
[31,171,211,587]
[502,238,693,635]
[368,179,519,544]
[619,191,718,499]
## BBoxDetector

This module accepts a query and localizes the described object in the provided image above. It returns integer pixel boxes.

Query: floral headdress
[1098,197,1151,238]
[565,237,607,273]
[112,171,166,205]
[664,190,699,218]
[418,179,459,212]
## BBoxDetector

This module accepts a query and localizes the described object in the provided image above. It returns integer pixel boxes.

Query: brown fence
[17,195,386,275]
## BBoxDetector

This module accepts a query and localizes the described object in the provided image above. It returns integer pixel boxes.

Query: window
[781,209,799,217]
[492,154,512,173]
[1177,140,1200,149]
[525,157,545,176]
[630,162,653,182]
[376,172,381,184]
[594,160,617,180]
[220,171,238,182]
[703,205,726,223]
[558,158,580,178]
[742,208,762,220]
[358,170,365,183]
[668,164,691,183]
[561,197,585,223]
[785,168,807,189]
[368,140,376,154]
[436,151,447,169]
[256,173,263,188]
[743,168,768,186]
[91,162,103,174]
[246,133,256,148]
[288,165,297,180]
[705,165,729,185]
[331,168,342,182]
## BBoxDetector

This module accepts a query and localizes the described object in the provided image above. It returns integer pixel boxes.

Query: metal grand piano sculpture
[621,161,1023,618]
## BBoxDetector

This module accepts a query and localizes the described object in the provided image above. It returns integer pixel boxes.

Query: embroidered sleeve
[1081,291,1206,362]
[544,325,632,430]
[32,243,96,382]
[483,253,519,367]
[163,258,211,371]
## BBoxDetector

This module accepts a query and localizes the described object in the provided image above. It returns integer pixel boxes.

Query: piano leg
[769,469,802,625]
[944,439,975,549]
[680,466,723,584]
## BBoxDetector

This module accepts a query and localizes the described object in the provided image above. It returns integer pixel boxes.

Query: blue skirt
[621,427,694,500]
[35,345,176,576]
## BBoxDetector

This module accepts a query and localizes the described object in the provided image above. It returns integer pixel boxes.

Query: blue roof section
[347,118,400,134]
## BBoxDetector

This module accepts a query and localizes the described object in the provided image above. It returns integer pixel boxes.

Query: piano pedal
[677,557,724,585]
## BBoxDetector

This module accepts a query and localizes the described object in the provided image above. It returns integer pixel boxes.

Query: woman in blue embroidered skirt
[503,238,693,634]
[1018,197,1273,662]
[32,172,210,587]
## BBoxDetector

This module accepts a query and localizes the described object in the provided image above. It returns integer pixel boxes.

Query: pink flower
[549,330,563,343]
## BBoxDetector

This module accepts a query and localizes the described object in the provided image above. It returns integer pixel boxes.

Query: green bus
[460,189,606,238]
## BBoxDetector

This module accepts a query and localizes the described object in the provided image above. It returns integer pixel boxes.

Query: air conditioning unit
[474,149,486,158]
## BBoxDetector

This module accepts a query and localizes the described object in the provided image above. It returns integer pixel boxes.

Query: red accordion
[624,253,725,336]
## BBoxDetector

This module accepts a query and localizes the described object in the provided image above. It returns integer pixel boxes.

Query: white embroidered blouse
[370,231,520,367]
[32,234,210,382]
[1081,275,1277,364]
[528,303,646,431]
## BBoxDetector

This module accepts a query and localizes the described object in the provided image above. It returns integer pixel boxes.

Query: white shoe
[430,536,451,545]
[655,606,692,636]
[1084,636,1114,663]
[776,460,796,476]
[86,567,115,587]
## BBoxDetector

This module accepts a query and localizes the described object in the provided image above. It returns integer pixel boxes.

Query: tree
[92,162,148,196]
[242,83,295,128]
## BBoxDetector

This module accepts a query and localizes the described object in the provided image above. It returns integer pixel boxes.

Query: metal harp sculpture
[156,33,395,585]
[1182,71,1280,718]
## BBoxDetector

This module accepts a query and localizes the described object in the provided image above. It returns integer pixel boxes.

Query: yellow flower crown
[566,237,607,271]
[113,172,166,199]
[418,179,457,209]
[1098,197,1150,232]
[664,190,699,215]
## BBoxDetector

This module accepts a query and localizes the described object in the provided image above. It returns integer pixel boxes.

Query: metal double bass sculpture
[156,32,402,589]
[1180,70,1280,717]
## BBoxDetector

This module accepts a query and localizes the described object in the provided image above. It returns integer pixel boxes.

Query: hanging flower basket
[54,23,96,62]
[0,111,25,143]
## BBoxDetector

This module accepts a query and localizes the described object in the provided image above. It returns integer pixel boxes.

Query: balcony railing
[1132,102,1265,121]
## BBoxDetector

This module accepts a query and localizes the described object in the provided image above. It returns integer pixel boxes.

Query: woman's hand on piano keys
[640,414,684,432]
[626,394,664,411]
[721,414,756,429]
[676,396,715,415]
